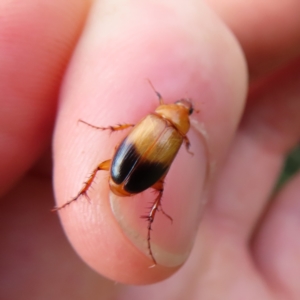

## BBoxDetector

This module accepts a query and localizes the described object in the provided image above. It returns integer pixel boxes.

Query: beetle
[54,81,194,265]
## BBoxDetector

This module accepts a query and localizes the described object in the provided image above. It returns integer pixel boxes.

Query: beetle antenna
[146,79,164,105]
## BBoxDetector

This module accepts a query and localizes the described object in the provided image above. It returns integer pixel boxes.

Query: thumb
[53,0,247,284]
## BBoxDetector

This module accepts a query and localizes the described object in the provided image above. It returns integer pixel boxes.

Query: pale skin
[1,0,300,299]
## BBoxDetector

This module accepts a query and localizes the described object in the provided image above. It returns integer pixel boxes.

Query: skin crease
[0,0,299,298]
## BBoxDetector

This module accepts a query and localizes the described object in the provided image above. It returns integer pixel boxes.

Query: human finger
[206,0,300,79]
[53,0,247,284]
[0,0,90,196]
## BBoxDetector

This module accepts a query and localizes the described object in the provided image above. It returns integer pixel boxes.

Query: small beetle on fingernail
[53,80,195,265]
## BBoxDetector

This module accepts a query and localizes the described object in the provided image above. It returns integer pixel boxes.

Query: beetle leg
[183,135,194,156]
[52,159,111,211]
[146,79,164,105]
[151,179,173,222]
[141,179,172,265]
[78,119,134,133]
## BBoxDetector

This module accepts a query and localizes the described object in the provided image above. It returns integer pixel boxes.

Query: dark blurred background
[277,145,300,189]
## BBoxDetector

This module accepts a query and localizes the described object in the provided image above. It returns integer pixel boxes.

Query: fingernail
[110,128,208,267]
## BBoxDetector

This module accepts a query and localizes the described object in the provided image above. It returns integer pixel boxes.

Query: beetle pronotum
[54,81,194,265]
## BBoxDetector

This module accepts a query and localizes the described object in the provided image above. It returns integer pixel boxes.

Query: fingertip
[54,0,247,284]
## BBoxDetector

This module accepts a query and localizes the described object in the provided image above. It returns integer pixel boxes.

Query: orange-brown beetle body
[110,100,193,197]
[54,82,194,265]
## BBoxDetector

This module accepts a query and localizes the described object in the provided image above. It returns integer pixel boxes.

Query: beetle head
[175,99,194,115]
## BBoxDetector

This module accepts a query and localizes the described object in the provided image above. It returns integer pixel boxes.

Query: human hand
[1,0,300,299]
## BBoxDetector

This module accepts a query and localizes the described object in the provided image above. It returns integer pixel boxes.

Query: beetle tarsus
[53,160,111,211]
[144,208,157,265]
[52,195,82,211]
[159,206,173,223]
[183,135,194,156]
